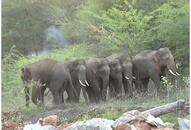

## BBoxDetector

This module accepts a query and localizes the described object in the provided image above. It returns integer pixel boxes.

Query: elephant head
[21,65,45,106]
[108,59,122,78]
[68,59,89,87]
[156,47,179,76]
[120,56,133,80]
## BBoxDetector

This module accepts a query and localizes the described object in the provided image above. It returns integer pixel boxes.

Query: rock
[2,120,18,130]
[178,118,190,130]
[57,123,73,130]
[151,128,174,130]
[114,123,131,130]
[43,115,58,126]
[134,121,152,130]
[146,114,165,128]
[112,110,147,128]
[23,123,57,130]
[65,118,114,130]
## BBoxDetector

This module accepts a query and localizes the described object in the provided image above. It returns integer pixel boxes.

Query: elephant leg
[85,87,94,103]
[149,71,161,95]
[82,87,89,103]
[91,80,101,102]
[66,84,78,102]
[24,86,30,107]
[59,88,64,104]
[113,79,122,99]
[66,78,78,102]
[49,81,63,105]
[109,81,115,99]
[75,84,81,102]
[123,77,132,98]
[134,79,140,94]
[141,78,149,94]
[99,78,109,101]
[40,86,46,105]
[53,91,61,105]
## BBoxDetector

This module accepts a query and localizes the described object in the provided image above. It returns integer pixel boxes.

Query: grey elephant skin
[106,56,123,98]
[85,58,110,102]
[107,53,133,98]
[21,59,77,106]
[63,58,89,103]
[132,47,179,94]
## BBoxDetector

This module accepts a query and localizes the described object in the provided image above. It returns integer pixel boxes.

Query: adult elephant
[132,47,179,95]
[85,58,110,102]
[63,58,89,103]
[107,53,134,98]
[106,56,123,99]
[21,59,77,106]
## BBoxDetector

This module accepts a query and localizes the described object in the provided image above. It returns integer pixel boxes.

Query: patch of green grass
[101,109,121,120]
[160,114,177,123]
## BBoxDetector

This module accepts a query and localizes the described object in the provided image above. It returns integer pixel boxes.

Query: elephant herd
[21,47,180,106]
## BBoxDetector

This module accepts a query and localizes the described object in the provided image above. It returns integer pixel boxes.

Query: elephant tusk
[79,80,86,87]
[132,76,136,79]
[176,72,180,76]
[169,69,176,76]
[125,76,130,80]
[85,80,89,86]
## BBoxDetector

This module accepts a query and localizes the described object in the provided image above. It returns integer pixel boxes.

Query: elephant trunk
[167,55,179,76]
[78,66,89,87]
[123,63,133,80]
[31,86,41,105]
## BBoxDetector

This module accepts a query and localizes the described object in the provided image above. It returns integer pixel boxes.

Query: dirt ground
[2,98,151,124]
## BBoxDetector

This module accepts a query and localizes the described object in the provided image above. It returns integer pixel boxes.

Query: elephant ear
[21,67,32,81]
[153,53,160,63]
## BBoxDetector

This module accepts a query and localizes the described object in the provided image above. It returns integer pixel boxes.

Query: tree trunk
[112,100,186,128]
[142,99,185,117]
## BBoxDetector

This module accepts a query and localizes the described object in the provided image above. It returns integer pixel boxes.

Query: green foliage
[101,109,121,120]
[146,0,189,67]
[99,1,152,54]
[182,77,189,87]
[161,76,173,90]
[160,114,177,123]
[59,116,69,124]
[2,0,47,56]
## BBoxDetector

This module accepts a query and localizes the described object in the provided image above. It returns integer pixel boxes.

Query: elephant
[106,56,123,99]
[132,47,179,95]
[63,58,89,103]
[21,59,77,106]
[107,53,134,98]
[85,58,110,102]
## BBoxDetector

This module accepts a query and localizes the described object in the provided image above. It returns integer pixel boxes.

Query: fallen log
[143,99,185,117]
[112,99,186,128]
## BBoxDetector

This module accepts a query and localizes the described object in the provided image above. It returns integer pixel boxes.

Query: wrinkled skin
[132,47,179,94]
[21,59,77,106]
[106,56,123,99]
[63,59,89,103]
[85,58,110,102]
[107,53,133,98]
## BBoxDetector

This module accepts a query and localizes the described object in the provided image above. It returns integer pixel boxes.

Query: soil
[2,101,150,124]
